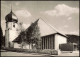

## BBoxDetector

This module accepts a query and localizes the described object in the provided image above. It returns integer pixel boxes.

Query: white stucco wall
[54,34,67,50]
[9,30,18,41]
[8,22,12,29]
[23,44,32,49]
[8,22,19,42]
[5,22,19,47]
[14,43,32,49]
[14,43,21,48]
[8,22,18,30]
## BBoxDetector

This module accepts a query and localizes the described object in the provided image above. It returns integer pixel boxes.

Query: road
[1,50,79,57]
[51,51,79,57]
[1,50,49,57]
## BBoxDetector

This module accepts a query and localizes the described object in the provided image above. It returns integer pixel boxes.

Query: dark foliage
[2,48,58,55]
[66,34,79,50]
[13,19,41,49]
[0,25,5,48]
[25,19,41,49]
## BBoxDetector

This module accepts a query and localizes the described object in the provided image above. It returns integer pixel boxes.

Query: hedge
[2,47,58,55]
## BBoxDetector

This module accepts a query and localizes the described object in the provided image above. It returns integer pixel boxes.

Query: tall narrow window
[13,23,15,27]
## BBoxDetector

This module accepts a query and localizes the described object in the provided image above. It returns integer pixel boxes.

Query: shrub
[51,49,58,55]
[26,49,37,53]
[39,49,51,54]
[2,47,58,55]
[39,49,58,55]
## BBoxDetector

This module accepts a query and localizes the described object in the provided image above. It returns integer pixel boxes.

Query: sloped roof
[37,19,57,36]
[41,32,67,38]
[13,31,25,43]
[13,19,67,42]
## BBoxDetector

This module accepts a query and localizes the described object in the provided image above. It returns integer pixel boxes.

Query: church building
[41,33,67,50]
[5,9,19,48]
[5,9,67,51]
[12,19,67,51]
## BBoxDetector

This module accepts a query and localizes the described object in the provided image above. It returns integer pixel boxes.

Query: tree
[18,22,26,48]
[25,19,41,49]
[13,19,41,49]
[0,25,4,48]
[66,34,79,50]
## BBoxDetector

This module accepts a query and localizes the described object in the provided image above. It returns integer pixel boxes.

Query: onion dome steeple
[5,5,18,23]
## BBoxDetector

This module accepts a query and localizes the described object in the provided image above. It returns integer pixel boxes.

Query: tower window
[13,23,15,27]
[13,25,15,27]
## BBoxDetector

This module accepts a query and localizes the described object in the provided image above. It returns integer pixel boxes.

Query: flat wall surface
[14,43,21,48]
[14,43,32,49]
[9,30,18,41]
[54,34,67,50]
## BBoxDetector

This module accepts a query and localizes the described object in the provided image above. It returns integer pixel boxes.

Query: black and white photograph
[1,0,79,57]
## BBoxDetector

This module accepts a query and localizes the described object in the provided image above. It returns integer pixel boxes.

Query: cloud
[15,2,20,6]
[15,9,31,18]
[22,23,30,30]
[64,25,69,28]
[67,17,72,20]
[17,23,30,34]
[43,4,79,17]
[69,31,79,35]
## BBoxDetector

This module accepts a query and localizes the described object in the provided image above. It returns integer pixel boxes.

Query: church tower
[5,8,18,48]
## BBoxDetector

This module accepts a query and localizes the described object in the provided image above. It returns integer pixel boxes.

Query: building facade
[5,10,19,48]
[13,32,67,50]
[41,33,67,50]
[5,10,67,51]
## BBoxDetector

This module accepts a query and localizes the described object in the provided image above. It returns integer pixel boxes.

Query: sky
[1,1,79,36]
